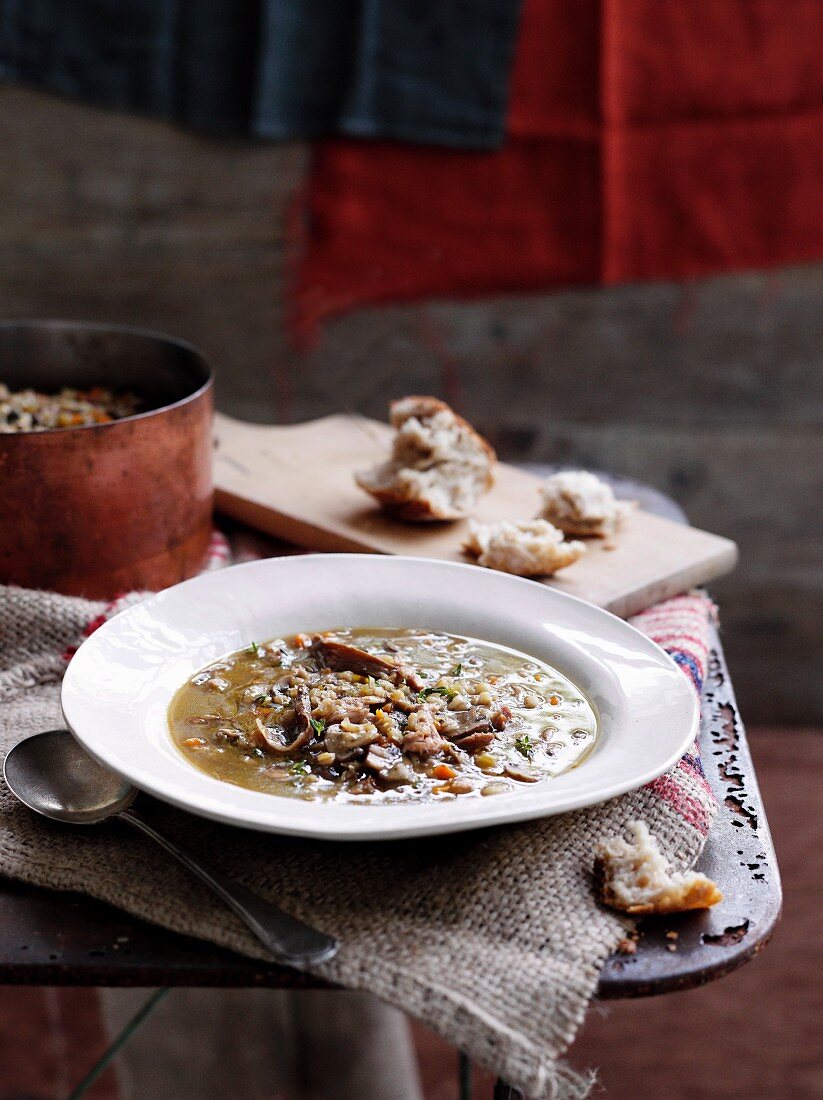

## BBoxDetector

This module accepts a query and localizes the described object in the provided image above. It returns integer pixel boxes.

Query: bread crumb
[463,519,586,577]
[616,938,638,956]
[593,821,723,915]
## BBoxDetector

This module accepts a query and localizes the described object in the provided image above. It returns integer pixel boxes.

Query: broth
[169,628,597,804]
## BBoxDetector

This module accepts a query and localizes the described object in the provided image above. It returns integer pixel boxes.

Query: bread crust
[593,855,723,914]
[544,504,637,539]
[363,484,451,523]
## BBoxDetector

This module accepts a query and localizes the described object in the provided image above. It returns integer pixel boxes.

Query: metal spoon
[3,729,339,968]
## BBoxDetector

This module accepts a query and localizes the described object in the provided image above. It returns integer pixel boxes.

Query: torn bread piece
[594,821,723,915]
[538,470,636,538]
[463,519,586,577]
[356,396,496,521]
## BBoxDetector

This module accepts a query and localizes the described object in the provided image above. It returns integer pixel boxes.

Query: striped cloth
[631,592,718,834]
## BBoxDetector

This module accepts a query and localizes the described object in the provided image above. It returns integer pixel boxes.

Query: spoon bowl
[4,728,136,824]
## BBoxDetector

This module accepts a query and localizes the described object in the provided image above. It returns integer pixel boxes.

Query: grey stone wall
[1,86,820,723]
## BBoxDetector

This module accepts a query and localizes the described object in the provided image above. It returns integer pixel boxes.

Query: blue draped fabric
[0,0,523,148]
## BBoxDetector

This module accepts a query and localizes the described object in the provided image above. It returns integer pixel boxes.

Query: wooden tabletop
[0,482,782,998]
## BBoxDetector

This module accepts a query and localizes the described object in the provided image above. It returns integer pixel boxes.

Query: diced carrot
[549,695,560,706]
[432,763,456,780]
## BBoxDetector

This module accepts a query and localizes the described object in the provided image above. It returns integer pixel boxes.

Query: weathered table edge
[596,622,782,997]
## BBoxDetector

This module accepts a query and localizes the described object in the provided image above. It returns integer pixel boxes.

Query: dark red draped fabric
[294,0,823,338]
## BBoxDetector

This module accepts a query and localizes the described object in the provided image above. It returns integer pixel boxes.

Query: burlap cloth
[0,577,717,1098]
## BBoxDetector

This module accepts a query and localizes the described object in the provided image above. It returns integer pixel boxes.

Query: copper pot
[0,321,214,598]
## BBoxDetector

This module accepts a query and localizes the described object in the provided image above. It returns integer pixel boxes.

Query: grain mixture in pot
[0,384,142,432]
[170,629,598,803]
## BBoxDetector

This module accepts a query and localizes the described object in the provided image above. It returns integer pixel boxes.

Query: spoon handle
[118,808,339,968]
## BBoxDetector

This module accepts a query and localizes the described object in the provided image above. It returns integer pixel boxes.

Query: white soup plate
[61,555,698,841]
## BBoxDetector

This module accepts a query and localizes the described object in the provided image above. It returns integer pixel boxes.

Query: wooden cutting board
[213,413,737,618]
